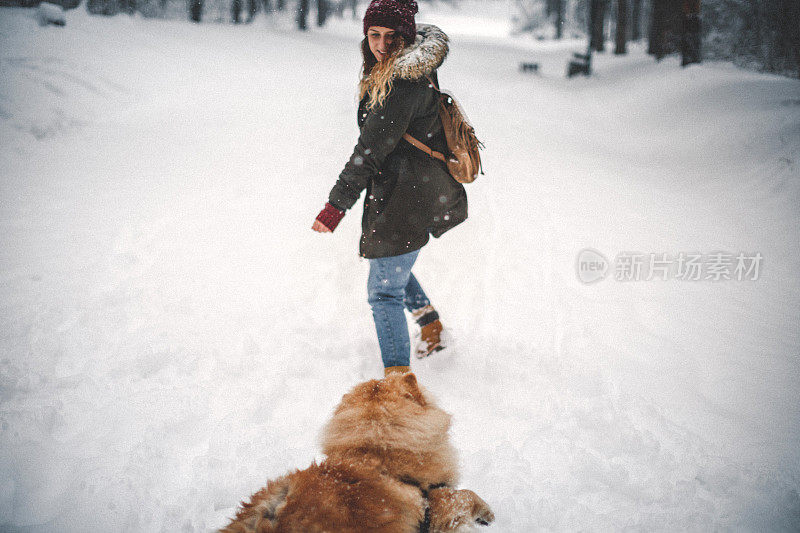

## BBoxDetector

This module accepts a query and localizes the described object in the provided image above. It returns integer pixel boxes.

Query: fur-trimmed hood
[394,23,449,80]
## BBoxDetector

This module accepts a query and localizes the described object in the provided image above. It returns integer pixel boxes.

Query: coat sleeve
[328,79,423,211]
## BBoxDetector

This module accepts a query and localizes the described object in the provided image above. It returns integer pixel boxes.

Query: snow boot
[411,305,449,358]
[384,365,411,377]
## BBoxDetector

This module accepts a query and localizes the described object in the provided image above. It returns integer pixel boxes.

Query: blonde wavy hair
[358,36,408,111]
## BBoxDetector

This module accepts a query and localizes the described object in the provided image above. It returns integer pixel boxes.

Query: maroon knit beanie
[363,0,418,45]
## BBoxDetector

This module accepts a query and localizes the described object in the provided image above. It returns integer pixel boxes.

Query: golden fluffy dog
[221,372,494,532]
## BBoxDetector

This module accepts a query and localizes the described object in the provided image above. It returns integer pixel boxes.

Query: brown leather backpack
[403,75,484,184]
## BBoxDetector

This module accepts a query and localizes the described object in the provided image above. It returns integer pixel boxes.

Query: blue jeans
[367,249,432,368]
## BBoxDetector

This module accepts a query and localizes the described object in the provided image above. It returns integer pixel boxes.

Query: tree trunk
[631,0,641,40]
[590,0,608,51]
[615,0,628,53]
[189,0,202,22]
[648,0,668,58]
[316,0,327,26]
[554,0,564,39]
[231,0,242,23]
[245,0,258,22]
[789,0,800,78]
[297,0,308,29]
[680,0,701,66]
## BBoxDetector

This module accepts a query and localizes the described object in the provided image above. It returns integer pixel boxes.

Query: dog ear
[402,373,426,406]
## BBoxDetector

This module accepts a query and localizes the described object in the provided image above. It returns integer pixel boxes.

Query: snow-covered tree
[703,0,800,77]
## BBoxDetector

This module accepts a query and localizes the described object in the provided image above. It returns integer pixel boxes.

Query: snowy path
[1,6,799,532]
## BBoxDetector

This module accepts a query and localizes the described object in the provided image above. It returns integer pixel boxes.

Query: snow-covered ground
[1,3,799,532]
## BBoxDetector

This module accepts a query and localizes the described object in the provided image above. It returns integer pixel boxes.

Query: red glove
[315,202,345,232]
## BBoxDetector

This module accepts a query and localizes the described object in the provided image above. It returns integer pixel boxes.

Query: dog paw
[466,490,494,526]
[427,487,495,532]
[474,506,494,525]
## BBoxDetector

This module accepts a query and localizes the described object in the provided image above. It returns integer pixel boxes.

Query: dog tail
[221,476,290,533]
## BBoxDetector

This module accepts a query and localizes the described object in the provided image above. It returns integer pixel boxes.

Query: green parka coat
[328,24,467,259]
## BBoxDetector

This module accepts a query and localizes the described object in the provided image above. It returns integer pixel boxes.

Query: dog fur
[221,373,494,533]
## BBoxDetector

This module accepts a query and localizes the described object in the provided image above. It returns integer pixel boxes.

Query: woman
[312,0,467,377]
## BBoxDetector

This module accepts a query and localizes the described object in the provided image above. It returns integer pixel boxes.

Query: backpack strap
[401,74,446,162]
[402,133,447,163]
